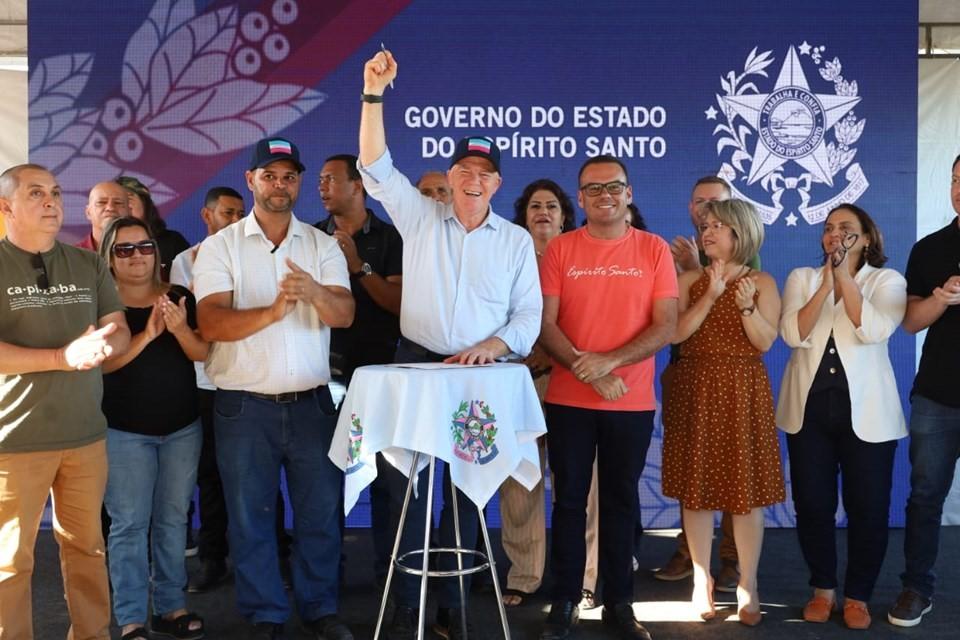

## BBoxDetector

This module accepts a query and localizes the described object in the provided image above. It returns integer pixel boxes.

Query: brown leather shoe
[653,551,692,581]
[843,599,872,630]
[802,595,835,623]
[714,560,739,593]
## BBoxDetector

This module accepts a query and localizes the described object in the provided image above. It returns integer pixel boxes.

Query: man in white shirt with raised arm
[358,49,542,639]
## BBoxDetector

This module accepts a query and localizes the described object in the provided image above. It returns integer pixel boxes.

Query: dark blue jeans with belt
[214,386,342,624]
[787,388,897,601]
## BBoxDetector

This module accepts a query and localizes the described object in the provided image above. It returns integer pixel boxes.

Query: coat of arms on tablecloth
[451,400,499,465]
[345,413,364,474]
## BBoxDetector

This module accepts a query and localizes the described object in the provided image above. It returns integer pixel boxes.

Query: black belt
[398,337,450,363]
[247,385,326,404]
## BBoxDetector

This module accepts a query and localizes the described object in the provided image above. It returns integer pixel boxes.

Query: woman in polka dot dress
[662,199,785,625]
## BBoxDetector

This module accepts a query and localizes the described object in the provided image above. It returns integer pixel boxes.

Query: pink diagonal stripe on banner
[112,0,413,223]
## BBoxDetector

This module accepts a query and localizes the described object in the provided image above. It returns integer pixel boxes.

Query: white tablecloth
[329,362,547,513]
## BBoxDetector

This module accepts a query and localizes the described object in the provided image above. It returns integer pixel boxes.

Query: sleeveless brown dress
[661,271,785,514]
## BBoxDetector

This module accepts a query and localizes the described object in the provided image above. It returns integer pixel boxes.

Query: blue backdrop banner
[30,0,918,528]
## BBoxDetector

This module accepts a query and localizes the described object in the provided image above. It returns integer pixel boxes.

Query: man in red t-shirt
[539,155,678,640]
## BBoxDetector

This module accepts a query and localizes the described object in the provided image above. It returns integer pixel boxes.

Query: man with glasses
[77,180,131,251]
[0,163,131,639]
[358,50,541,639]
[538,156,677,640]
[193,139,356,640]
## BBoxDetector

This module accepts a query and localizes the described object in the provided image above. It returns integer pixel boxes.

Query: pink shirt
[540,227,678,411]
[75,234,96,251]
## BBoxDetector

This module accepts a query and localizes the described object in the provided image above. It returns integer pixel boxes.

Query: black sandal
[120,628,150,640]
[151,612,205,640]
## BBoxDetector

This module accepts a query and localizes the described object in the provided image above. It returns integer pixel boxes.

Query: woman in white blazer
[777,203,907,630]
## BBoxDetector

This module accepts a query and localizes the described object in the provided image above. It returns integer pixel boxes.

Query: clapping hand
[332,231,362,274]
[705,259,727,300]
[734,274,757,311]
[933,275,960,306]
[670,235,700,272]
[160,295,189,336]
[61,323,118,370]
[279,259,321,305]
[144,300,165,341]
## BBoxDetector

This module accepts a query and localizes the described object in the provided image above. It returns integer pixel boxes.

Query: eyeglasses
[828,232,860,267]
[113,240,157,258]
[697,221,728,233]
[31,252,49,289]
[579,181,628,197]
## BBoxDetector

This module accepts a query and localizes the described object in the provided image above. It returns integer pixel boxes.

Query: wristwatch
[740,304,756,316]
[358,262,373,277]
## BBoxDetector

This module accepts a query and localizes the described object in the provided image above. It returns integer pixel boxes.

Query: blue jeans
[901,394,960,598]
[215,387,342,624]
[104,421,201,626]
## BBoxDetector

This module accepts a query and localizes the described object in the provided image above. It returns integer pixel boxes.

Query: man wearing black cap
[358,51,541,639]
[193,138,355,640]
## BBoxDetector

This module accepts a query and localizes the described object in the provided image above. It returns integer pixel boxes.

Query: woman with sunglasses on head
[116,176,190,282]
[776,203,906,630]
[98,217,209,640]
[661,199,784,625]
[497,178,575,608]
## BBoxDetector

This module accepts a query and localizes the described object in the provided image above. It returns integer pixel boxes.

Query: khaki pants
[499,440,547,593]
[676,512,738,562]
[583,460,600,592]
[0,440,111,640]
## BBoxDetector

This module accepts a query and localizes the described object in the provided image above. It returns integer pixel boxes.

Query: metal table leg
[375,453,511,640]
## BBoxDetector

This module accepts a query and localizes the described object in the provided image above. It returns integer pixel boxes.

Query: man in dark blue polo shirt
[888,153,960,627]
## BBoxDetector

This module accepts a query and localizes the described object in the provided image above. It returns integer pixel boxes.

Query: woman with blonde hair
[662,198,785,625]
[98,217,209,640]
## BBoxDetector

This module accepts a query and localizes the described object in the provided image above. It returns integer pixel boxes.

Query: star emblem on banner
[705,105,718,120]
[721,46,860,187]
[785,212,798,226]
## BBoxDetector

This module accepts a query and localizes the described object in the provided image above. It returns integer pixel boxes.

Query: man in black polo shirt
[315,153,403,589]
[888,153,960,628]
[316,154,402,381]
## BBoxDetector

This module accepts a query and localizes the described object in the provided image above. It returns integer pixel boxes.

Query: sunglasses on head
[113,240,157,258]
